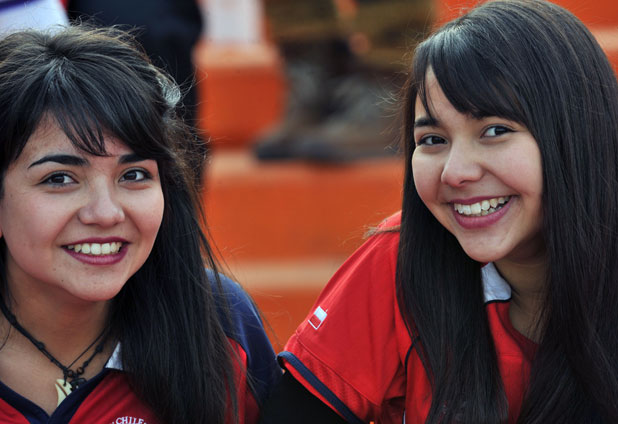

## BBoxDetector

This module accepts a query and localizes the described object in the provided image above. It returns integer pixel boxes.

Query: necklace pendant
[55,379,72,406]
[69,377,86,391]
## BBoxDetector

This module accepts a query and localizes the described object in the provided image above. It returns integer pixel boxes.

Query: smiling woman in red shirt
[260,1,618,423]
[0,26,280,423]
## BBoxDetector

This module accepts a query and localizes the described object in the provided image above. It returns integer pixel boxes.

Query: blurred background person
[255,0,431,161]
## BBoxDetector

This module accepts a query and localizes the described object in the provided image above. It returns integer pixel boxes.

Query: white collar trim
[481,263,511,303]
[105,343,123,370]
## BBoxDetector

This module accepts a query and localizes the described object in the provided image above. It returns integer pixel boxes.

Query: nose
[440,142,484,187]
[78,182,125,227]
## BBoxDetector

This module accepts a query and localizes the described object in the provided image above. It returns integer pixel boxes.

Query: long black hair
[0,26,237,423]
[398,0,618,422]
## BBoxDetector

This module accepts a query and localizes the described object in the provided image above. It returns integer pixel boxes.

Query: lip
[451,196,513,229]
[63,244,128,266]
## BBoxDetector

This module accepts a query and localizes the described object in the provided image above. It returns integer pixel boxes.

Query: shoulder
[207,270,259,319]
[205,270,281,402]
[280,212,409,421]
[304,211,401,312]
[205,269,270,351]
[341,212,401,278]
[379,210,402,229]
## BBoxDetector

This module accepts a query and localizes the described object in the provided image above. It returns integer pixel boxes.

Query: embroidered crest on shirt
[309,306,327,330]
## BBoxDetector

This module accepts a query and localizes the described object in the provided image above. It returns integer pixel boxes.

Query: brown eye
[44,173,75,185]
[483,125,512,137]
[121,169,150,182]
[418,135,446,146]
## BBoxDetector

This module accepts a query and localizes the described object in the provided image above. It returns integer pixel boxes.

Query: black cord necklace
[0,299,108,399]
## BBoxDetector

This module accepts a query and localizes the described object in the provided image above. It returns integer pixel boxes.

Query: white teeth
[66,242,123,256]
[453,196,511,217]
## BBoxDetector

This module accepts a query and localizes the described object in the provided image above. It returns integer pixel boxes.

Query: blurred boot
[254,38,356,160]
[255,68,401,162]
[288,72,401,161]
[254,60,332,159]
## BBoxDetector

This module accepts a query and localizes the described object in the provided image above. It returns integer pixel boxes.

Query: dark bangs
[0,27,177,173]
[411,22,526,127]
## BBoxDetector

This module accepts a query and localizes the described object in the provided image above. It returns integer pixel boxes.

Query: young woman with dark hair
[260,1,618,423]
[0,26,280,423]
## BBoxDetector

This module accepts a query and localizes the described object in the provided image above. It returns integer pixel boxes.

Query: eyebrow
[28,153,148,169]
[414,116,438,129]
[28,154,87,168]
[118,153,148,164]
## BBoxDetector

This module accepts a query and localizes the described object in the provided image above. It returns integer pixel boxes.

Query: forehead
[414,71,452,119]
[16,120,130,164]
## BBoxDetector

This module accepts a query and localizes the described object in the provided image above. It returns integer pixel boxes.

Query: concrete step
[203,151,403,262]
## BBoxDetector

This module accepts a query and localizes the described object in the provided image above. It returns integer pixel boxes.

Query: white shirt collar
[481,263,511,303]
[104,343,123,370]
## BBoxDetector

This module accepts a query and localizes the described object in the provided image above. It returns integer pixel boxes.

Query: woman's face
[412,72,545,266]
[0,120,164,305]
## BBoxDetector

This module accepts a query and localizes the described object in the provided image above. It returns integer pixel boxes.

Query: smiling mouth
[453,196,511,217]
[65,242,124,256]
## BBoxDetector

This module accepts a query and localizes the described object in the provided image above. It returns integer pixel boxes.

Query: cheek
[135,189,165,245]
[1,194,70,250]
[501,145,544,198]
[411,154,440,205]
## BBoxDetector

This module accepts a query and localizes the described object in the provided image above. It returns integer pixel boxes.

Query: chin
[460,246,506,265]
[67,284,126,303]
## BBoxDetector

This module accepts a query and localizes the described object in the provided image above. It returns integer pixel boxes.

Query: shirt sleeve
[279,222,411,422]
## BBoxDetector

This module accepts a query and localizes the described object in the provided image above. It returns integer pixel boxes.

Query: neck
[0,268,116,414]
[494,255,547,342]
